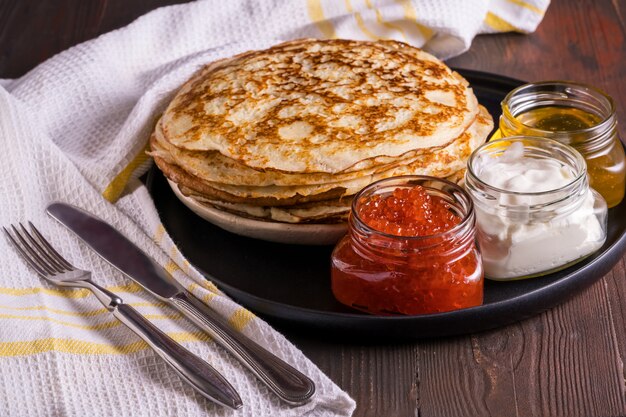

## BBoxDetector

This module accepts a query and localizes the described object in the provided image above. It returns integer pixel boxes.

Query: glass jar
[500,81,625,208]
[465,137,608,281]
[330,176,483,315]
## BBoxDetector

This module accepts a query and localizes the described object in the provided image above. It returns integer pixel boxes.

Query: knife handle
[171,292,315,405]
[112,303,242,410]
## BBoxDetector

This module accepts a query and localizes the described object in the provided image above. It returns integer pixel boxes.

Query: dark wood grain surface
[3,1,626,416]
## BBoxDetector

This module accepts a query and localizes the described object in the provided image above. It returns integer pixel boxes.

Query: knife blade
[46,202,316,406]
[47,203,182,298]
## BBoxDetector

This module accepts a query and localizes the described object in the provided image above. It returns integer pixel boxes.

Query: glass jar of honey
[500,81,625,208]
[330,176,483,316]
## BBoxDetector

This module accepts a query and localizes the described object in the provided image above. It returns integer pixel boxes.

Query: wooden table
[3,1,626,415]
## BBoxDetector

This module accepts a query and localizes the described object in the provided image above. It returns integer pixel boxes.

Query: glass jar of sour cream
[331,176,483,315]
[465,137,607,280]
[500,81,626,208]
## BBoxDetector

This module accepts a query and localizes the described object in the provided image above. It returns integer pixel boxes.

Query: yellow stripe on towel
[0,331,209,357]
[0,314,123,331]
[0,282,142,298]
[506,0,545,15]
[182,259,191,274]
[0,301,169,317]
[365,0,408,41]
[394,0,433,40]
[201,292,216,304]
[0,304,110,317]
[201,280,220,294]
[165,261,180,275]
[154,224,166,244]
[102,142,150,203]
[0,312,182,331]
[345,0,384,40]
[229,307,256,332]
[484,11,522,32]
[307,0,337,38]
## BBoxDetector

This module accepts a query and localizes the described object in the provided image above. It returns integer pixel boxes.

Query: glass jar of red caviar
[330,176,484,316]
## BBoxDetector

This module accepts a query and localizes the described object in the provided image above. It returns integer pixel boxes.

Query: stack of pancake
[150,39,493,224]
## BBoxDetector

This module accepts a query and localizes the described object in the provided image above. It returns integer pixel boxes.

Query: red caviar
[358,186,461,236]
[331,177,484,316]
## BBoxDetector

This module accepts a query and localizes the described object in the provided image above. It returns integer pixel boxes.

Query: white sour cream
[472,142,606,279]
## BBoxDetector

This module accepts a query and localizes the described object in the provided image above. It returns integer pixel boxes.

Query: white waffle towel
[0,0,548,415]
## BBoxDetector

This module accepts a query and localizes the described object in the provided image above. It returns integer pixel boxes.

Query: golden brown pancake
[150,39,493,225]
[175,168,471,224]
[151,105,491,204]
[160,39,479,174]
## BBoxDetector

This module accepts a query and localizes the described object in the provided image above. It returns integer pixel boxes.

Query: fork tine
[28,222,74,270]
[21,223,71,272]
[3,226,51,276]
[10,224,59,275]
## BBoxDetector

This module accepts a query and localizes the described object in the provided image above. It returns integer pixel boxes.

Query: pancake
[186,192,352,224]
[159,39,479,174]
[445,168,467,185]
[151,105,492,204]
[150,39,494,229]
[152,155,347,206]
[152,118,435,187]
[178,168,471,224]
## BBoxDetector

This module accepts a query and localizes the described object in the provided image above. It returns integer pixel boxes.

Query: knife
[46,202,316,406]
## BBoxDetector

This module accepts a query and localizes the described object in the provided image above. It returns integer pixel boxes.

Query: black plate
[145,69,626,341]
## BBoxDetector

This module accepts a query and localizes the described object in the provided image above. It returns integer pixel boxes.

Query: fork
[3,222,243,410]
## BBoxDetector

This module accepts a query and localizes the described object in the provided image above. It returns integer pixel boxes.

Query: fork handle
[112,303,242,410]
[170,292,315,405]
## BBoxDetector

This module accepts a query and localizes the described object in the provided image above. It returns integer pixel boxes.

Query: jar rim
[501,80,616,136]
[466,136,587,197]
[350,175,475,241]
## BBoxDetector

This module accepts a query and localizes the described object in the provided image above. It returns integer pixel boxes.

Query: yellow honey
[500,83,625,208]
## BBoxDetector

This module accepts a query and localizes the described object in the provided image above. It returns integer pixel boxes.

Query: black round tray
[145,69,626,341]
